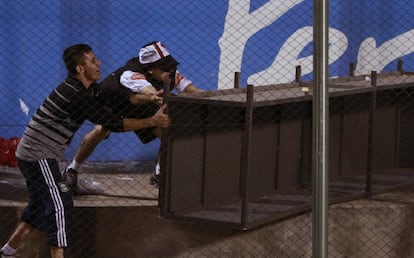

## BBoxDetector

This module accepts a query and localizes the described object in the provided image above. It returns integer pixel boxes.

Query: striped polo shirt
[16,76,124,161]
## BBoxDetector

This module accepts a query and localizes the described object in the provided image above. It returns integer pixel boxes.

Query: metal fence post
[313,0,329,257]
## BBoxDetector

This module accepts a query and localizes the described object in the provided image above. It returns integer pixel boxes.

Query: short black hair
[63,44,92,76]
[145,55,179,72]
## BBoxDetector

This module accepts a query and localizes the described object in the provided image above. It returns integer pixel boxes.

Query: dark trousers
[18,158,74,248]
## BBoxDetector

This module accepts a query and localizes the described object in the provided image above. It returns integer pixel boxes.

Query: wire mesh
[1,0,414,257]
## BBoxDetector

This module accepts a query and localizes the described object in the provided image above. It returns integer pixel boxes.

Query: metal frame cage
[159,66,414,230]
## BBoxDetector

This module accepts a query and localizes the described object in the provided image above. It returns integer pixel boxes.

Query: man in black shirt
[0,44,170,258]
[65,41,203,187]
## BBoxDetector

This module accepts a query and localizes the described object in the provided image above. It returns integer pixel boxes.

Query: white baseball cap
[139,41,171,64]
[138,41,179,71]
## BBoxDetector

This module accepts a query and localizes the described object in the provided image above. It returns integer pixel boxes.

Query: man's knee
[89,125,111,141]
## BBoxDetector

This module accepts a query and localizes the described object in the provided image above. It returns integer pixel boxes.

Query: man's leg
[67,125,111,171]
[1,221,33,256]
[6,221,33,249]
[38,159,73,253]
[50,247,64,258]
[3,159,72,257]
[1,158,44,257]
[149,127,162,187]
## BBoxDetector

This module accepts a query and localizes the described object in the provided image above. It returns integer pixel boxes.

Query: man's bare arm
[184,83,204,93]
[74,105,170,164]
[129,92,162,105]
[122,104,170,131]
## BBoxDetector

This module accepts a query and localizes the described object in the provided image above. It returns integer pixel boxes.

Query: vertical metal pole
[366,71,377,192]
[312,0,329,257]
[397,58,403,73]
[159,72,174,217]
[240,84,254,229]
[234,72,241,89]
[295,65,302,83]
[349,63,356,77]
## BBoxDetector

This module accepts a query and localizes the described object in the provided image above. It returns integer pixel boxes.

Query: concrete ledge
[2,164,414,257]
[1,188,414,257]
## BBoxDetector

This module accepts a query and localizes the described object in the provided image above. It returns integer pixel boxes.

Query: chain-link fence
[1,0,414,257]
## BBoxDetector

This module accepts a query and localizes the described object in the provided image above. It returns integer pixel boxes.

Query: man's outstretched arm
[65,104,170,187]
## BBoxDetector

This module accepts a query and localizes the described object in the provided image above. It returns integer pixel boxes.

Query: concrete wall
[2,188,414,258]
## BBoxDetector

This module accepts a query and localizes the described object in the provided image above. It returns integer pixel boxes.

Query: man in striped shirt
[65,41,203,188]
[0,44,170,258]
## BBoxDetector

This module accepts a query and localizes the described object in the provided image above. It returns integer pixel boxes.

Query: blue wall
[1,0,414,161]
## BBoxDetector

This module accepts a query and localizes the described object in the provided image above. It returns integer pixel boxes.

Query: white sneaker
[0,250,17,258]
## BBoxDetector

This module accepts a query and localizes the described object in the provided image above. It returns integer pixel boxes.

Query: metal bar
[370,70,377,86]
[158,72,174,217]
[349,63,355,77]
[165,68,176,209]
[366,71,377,192]
[240,84,254,229]
[299,106,307,187]
[397,58,403,73]
[274,113,281,190]
[295,65,302,83]
[200,104,209,205]
[234,72,241,88]
[338,101,344,177]
[312,0,329,257]
[394,103,401,166]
